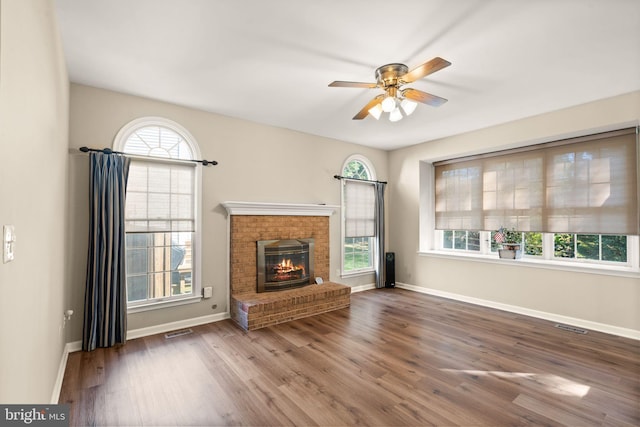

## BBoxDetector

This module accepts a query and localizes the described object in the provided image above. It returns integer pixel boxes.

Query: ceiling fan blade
[353,95,384,120]
[401,57,451,83]
[329,81,378,89]
[402,88,448,107]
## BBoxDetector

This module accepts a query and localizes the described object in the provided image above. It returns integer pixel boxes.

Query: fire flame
[274,258,305,275]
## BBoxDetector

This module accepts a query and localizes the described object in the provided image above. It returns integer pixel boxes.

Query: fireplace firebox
[257,238,314,293]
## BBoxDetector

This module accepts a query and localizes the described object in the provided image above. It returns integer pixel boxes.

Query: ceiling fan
[328,57,451,121]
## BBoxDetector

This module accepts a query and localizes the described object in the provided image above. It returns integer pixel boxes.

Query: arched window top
[342,154,376,181]
[113,117,201,160]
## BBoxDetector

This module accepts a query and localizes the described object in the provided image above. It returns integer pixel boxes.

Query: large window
[437,229,632,266]
[341,155,376,275]
[426,127,639,273]
[114,118,202,310]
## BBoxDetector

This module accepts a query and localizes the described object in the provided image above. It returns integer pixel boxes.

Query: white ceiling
[54,0,640,151]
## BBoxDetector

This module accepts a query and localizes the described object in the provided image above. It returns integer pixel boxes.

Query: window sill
[127,295,202,314]
[418,250,640,278]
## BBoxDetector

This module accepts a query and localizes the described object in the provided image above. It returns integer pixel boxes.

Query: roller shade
[434,128,638,235]
[345,179,376,237]
[125,160,195,233]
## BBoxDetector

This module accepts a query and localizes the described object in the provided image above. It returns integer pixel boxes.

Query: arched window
[114,117,202,310]
[341,155,376,275]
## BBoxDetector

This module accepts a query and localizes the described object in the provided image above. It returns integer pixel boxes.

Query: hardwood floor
[59,289,640,426]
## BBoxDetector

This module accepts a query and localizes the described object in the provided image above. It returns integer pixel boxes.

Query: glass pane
[127,275,148,302]
[453,231,467,250]
[344,237,371,271]
[468,231,480,251]
[343,160,370,180]
[576,234,599,260]
[124,133,151,156]
[160,126,182,152]
[126,233,150,247]
[554,234,575,258]
[126,248,148,275]
[150,272,168,299]
[125,126,194,160]
[602,235,627,262]
[504,230,522,244]
[126,231,193,303]
[524,232,543,256]
[443,230,453,249]
[175,141,193,160]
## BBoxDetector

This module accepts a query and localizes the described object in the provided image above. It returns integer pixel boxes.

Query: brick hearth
[223,202,350,330]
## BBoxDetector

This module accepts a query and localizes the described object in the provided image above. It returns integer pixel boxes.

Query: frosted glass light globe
[381,96,396,113]
[389,107,403,122]
[401,99,417,116]
[368,103,383,120]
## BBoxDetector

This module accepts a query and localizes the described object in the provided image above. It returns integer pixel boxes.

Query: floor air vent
[165,328,193,339]
[555,323,588,334]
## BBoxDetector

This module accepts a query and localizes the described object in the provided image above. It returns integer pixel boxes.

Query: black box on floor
[385,252,395,288]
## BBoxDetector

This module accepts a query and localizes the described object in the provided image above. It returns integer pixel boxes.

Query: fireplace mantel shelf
[222,201,339,216]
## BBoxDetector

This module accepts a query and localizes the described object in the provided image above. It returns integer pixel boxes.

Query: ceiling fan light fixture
[329,56,451,121]
[389,107,403,122]
[400,98,417,116]
[381,96,396,113]
[368,103,383,120]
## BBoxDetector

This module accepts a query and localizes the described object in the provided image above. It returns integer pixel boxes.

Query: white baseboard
[50,342,80,404]
[125,312,230,340]
[396,282,640,340]
[349,283,376,293]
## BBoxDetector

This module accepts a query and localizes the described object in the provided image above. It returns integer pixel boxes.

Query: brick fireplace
[222,202,351,330]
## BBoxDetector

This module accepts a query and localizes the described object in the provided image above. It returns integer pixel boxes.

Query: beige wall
[388,91,640,333]
[66,84,388,340]
[0,0,69,403]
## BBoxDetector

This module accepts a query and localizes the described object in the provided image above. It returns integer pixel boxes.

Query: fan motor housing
[375,63,408,86]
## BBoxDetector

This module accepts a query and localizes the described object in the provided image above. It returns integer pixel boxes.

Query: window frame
[429,229,638,276]
[340,154,377,277]
[419,128,640,278]
[113,117,203,312]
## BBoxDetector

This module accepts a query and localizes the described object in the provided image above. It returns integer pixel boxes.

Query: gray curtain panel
[374,182,386,289]
[83,152,131,351]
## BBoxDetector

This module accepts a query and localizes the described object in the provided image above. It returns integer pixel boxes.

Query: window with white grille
[114,118,202,310]
[341,155,376,275]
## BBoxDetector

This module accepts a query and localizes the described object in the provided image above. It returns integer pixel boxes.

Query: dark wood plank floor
[59,289,640,426]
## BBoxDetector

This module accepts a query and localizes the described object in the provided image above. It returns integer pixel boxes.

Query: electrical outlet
[62,310,73,329]
[203,286,213,298]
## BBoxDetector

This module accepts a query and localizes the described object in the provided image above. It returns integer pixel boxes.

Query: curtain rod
[78,146,218,166]
[333,175,387,184]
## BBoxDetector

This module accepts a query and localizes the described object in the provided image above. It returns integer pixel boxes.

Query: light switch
[3,225,15,263]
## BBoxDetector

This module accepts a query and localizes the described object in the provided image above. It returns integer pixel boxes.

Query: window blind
[434,128,638,235]
[344,179,376,237]
[125,160,195,233]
